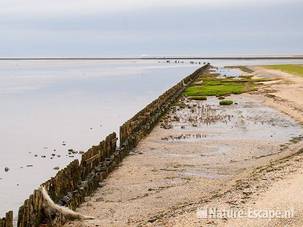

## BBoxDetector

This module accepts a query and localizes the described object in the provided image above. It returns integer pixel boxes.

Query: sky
[0,0,302,57]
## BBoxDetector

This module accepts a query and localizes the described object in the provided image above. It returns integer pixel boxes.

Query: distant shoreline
[0,56,303,61]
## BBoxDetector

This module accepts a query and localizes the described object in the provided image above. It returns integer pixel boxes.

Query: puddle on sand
[164,96,302,143]
[210,66,241,77]
[158,67,303,181]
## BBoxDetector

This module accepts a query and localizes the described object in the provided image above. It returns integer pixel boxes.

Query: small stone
[243,190,252,196]
[95,197,104,202]
[34,154,38,157]
[68,149,77,154]
[99,182,106,187]
[41,155,46,158]
[163,124,172,129]
[53,166,60,170]
[26,165,33,167]
[4,167,9,172]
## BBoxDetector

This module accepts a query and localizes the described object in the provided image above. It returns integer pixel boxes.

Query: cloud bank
[0,0,302,57]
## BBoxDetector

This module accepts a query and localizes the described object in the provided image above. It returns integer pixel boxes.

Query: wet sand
[64,67,303,226]
[159,67,303,227]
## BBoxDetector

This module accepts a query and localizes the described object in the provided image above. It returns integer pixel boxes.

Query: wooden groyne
[0,64,210,227]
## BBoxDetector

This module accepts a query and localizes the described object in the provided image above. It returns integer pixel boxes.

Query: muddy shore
[64,66,303,227]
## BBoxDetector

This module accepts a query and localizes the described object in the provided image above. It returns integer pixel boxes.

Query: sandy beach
[63,66,303,227]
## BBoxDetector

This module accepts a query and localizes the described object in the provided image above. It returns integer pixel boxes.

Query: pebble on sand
[4,167,9,172]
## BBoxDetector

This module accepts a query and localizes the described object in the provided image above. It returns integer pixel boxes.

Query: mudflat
[64,66,303,227]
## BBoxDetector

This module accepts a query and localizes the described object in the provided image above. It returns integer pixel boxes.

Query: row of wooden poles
[0,64,210,227]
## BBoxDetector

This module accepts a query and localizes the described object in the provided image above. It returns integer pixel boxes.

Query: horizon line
[0,56,303,60]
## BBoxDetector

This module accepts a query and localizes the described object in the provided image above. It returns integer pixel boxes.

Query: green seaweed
[219,100,233,105]
[188,96,207,100]
[184,74,257,97]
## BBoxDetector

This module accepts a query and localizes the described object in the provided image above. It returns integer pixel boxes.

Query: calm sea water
[1,59,303,217]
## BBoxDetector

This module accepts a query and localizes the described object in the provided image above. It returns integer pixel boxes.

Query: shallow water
[1,58,303,217]
[0,60,199,217]
[162,95,303,181]
[170,96,302,142]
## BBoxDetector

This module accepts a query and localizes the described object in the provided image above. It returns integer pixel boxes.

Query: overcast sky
[0,0,302,57]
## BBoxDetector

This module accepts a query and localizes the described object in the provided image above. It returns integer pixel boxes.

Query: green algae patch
[219,100,233,105]
[188,96,207,101]
[265,64,303,77]
[184,74,257,97]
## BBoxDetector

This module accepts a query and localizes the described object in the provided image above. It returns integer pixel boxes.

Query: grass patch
[265,64,303,77]
[184,74,257,97]
[188,96,207,100]
[219,100,233,105]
